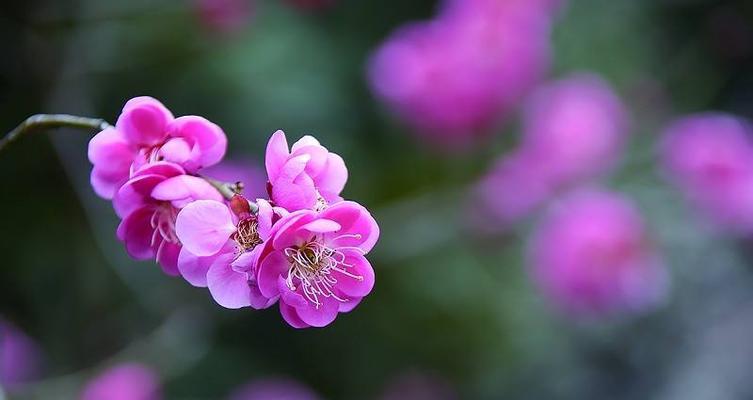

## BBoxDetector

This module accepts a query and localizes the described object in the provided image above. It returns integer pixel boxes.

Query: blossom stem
[2,114,256,210]
[0,114,111,153]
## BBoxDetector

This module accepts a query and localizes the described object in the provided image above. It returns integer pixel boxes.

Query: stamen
[233,217,261,250]
[284,240,363,309]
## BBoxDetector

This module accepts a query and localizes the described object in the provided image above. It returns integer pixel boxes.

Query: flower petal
[338,296,362,313]
[257,250,289,298]
[117,207,157,260]
[90,168,127,200]
[279,302,311,329]
[151,175,223,207]
[321,201,380,253]
[113,174,164,219]
[265,130,290,183]
[316,153,348,201]
[300,218,341,234]
[295,296,340,327]
[207,253,252,309]
[158,137,192,165]
[175,200,236,256]
[177,247,220,287]
[333,252,375,298]
[169,116,227,171]
[116,97,173,146]
[157,241,181,276]
[88,128,133,176]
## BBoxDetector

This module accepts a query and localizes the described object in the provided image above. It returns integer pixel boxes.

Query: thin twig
[0,114,111,153]
[202,175,258,212]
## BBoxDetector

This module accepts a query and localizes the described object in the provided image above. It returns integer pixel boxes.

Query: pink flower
[265,130,347,212]
[368,0,551,148]
[0,319,43,393]
[529,190,667,317]
[80,363,161,400]
[88,96,227,199]
[256,201,379,328]
[521,73,629,186]
[195,0,254,35]
[660,113,753,234]
[114,162,223,276]
[175,196,283,309]
[228,377,320,400]
[473,149,556,232]
[473,74,628,231]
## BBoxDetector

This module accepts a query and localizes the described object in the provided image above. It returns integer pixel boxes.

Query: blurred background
[2,0,753,399]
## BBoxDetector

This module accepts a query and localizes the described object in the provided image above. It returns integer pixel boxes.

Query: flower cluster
[368,0,554,148]
[88,97,379,328]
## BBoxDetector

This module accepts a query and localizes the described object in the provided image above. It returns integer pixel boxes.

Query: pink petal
[151,175,223,207]
[315,153,348,200]
[90,168,127,200]
[116,97,173,146]
[132,161,185,179]
[271,175,317,212]
[292,145,328,178]
[279,302,311,329]
[257,250,289,298]
[255,199,275,239]
[321,201,380,253]
[265,130,290,183]
[248,281,278,310]
[278,276,308,308]
[300,218,341,233]
[88,127,133,176]
[177,247,221,287]
[338,296,362,313]
[169,116,227,171]
[230,246,261,273]
[207,253,252,309]
[117,207,157,260]
[290,135,321,152]
[271,211,317,250]
[333,252,375,298]
[295,296,340,327]
[113,174,164,219]
[157,241,181,276]
[158,137,192,165]
[175,200,236,256]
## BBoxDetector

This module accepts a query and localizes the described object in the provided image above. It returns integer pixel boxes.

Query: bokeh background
[2,0,753,399]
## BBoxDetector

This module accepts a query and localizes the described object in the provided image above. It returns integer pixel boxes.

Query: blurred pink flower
[265,130,347,212]
[474,74,629,231]
[257,201,379,328]
[0,319,43,393]
[660,113,753,234]
[368,0,551,149]
[175,197,282,309]
[528,190,667,317]
[113,162,223,275]
[201,159,267,201]
[521,73,629,186]
[379,371,457,400]
[81,363,161,400]
[88,96,227,199]
[228,377,320,400]
[473,149,556,232]
[195,0,254,35]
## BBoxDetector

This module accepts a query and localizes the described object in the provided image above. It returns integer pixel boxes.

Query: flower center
[284,240,363,309]
[150,203,179,246]
[233,218,261,250]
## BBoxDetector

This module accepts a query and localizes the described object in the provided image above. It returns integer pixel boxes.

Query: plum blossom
[368,0,551,148]
[0,319,43,393]
[529,190,667,317]
[114,162,223,275]
[256,201,379,328]
[228,377,320,400]
[474,74,629,231]
[80,363,161,400]
[88,96,227,198]
[660,113,753,234]
[521,73,629,186]
[265,130,347,212]
[175,196,283,309]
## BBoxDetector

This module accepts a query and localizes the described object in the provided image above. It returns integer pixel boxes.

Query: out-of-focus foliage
[2,0,753,399]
